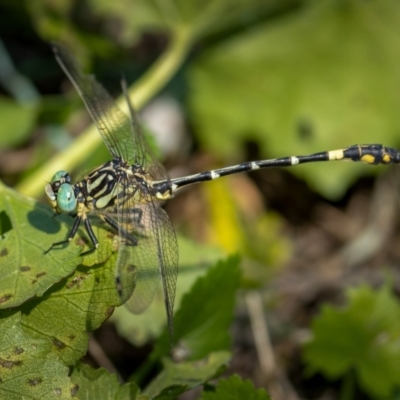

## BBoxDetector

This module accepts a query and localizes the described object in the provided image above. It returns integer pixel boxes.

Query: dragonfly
[45,44,400,341]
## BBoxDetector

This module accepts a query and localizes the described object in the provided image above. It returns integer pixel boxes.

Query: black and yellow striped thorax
[77,158,166,212]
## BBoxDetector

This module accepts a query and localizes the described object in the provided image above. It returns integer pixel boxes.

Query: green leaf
[135,256,240,398]
[0,183,82,309]
[19,252,120,366]
[71,363,139,400]
[144,351,231,398]
[0,97,37,148]
[199,374,271,400]
[303,284,400,398]
[111,236,224,346]
[0,182,124,367]
[189,0,400,198]
[0,312,77,400]
[0,184,141,398]
[152,385,187,400]
[153,255,242,360]
[0,243,123,398]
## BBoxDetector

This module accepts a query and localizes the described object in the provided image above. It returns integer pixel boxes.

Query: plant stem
[17,27,193,198]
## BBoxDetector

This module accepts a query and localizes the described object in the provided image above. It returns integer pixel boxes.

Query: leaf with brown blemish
[0,183,82,309]
[0,313,75,399]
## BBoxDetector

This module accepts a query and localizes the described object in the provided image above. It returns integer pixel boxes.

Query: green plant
[303,284,400,399]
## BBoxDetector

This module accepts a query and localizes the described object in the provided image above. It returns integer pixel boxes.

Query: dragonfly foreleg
[79,217,99,256]
[44,215,83,254]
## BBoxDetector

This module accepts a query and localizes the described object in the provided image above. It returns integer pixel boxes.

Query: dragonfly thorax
[79,158,158,212]
[131,162,145,174]
[45,159,162,217]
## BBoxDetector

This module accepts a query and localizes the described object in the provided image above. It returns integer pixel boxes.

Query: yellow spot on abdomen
[382,154,391,163]
[361,154,375,164]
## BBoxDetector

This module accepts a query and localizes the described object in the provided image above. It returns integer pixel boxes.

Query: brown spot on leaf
[66,281,75,289]
[52,338,66,350]
[70,384,79,396]
[36,272,46,278]
[0,358,22,368]
[105,307,114,318]
[0,294,12,304]
[127,264,136,272]
[75,238,86,246]
[20,266,31,272]
[28,377,42,386]
[68,334,75,341]
[0,248,8,257]
[95,277,100,284]
[14,347,24,355]
[66,275,85,289]
[31,279,37,285]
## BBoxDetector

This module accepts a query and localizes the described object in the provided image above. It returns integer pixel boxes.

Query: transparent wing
[52,43,163,175]
[53,44,177,335]
[114,176,178,338]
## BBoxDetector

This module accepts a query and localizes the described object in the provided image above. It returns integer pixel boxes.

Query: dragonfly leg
[44,215,82,254]
[102,215,138,246]
[118,208,143,227]
[79,217,99,256]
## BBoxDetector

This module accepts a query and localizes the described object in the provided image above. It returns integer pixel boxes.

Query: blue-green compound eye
[57,183,77,213]
[51,170,70,184]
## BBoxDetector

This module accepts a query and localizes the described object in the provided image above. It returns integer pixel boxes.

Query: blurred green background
[3,0,400,196]
[2,0,400,269]
[2,0,400,398]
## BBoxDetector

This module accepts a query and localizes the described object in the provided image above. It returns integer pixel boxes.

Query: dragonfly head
[45,170,77,214]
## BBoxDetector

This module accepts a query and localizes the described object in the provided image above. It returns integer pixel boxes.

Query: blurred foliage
[3,0,400,197]
[143,352,231,399]
[202,177,291,273]
[303,284,400,398]
[71,364,139,399]
[0,98,37,148]
[199,374,272,400]
[151,255,241,361]
[27,0,115,59]
[189,0,400,198]
[86,0,285,45]
[1,0,400,398]
[111,236,224,346]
